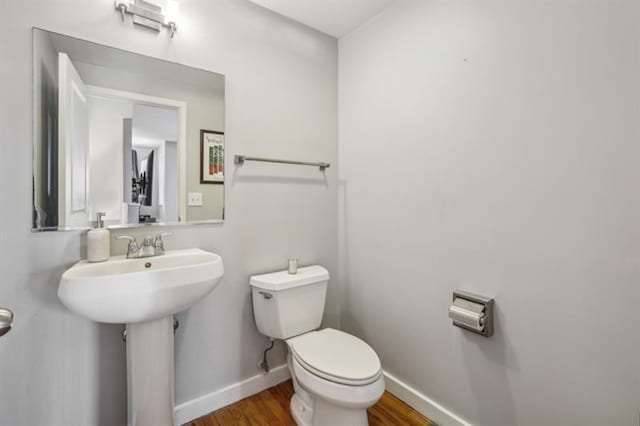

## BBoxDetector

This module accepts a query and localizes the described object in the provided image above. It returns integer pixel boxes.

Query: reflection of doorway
[127,104,179,223]
[86,86,186,225]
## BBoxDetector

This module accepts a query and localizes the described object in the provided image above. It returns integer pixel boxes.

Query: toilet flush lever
[258,291,273,300]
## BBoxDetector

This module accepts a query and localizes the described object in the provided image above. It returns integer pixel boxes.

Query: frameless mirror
[32,28,225,231]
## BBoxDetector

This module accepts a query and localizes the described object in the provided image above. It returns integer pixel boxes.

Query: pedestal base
[126,316,175,426]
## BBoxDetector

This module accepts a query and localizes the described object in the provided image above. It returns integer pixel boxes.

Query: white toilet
[250,265,385,426]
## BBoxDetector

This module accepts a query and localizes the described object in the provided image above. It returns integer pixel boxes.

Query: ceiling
[249,0,396,38]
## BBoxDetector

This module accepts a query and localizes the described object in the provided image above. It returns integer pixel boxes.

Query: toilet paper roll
[449,298,485,331]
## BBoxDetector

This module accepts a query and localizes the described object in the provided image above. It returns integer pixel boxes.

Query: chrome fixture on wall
[449,290,494,337]
[0,308,14,338]
[234,155,330,171]
[115,0,179,38]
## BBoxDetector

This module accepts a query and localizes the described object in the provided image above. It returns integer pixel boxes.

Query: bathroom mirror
[32,28,225,231]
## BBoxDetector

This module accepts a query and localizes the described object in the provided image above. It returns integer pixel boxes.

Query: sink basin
[58,248,224,426]
[58,248,224,324]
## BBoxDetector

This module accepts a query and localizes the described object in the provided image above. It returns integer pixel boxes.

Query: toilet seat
[287,328,382,386]
[290,355,386,410]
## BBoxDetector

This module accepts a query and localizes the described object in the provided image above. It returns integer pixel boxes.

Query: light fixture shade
[140,0,163,7]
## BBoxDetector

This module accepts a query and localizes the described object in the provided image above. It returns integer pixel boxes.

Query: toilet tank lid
[250,265,329,291]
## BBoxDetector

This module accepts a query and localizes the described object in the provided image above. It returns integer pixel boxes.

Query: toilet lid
[287,328,382,386]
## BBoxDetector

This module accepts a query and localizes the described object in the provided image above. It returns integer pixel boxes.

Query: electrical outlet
[187,192,203,207]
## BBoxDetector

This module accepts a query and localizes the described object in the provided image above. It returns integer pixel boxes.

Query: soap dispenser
[87,212,110,263]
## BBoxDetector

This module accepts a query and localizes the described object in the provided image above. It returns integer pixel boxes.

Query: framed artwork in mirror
[200,130,225,184]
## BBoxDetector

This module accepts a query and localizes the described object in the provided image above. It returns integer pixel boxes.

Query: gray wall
[339,1,640,425]
[0,1,338,425]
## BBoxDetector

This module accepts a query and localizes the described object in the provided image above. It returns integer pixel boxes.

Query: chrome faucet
[117,233,172,259]
[139,236,156,258]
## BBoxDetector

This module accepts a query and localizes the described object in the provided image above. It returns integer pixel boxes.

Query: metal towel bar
[234,155,330,171]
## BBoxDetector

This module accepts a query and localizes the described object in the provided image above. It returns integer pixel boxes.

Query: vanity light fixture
[164,0,179,38]
[114,0,179,38]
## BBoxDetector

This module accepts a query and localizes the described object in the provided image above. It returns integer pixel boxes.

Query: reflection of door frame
[58,52,91,229]
[86,85,188,223]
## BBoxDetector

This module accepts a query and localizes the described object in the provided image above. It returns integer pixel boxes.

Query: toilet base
[287,353,377,426]
[289,355,315,426]
[290,388,370,426]
[290,393,313,426]
[314,398,369,426]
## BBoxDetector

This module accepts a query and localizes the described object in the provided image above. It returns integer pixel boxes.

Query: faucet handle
[116,235,139,258]
[154,232,172,255]
[116,235,136,245]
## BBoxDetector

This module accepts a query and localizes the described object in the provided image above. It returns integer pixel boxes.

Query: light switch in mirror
[32,28,225,231]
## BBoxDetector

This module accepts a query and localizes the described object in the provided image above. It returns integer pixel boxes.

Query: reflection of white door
[58,52,90,228]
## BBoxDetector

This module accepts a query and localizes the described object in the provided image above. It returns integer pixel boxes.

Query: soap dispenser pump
[87,212,110,263]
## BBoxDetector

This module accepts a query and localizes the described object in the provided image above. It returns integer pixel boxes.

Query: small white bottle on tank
[87,212,110,263]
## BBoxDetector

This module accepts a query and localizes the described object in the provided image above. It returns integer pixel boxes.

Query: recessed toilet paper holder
[449,290,494,337]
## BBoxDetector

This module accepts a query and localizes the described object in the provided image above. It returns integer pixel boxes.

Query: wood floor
[185,380,435,426]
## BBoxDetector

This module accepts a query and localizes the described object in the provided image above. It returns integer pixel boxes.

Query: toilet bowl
[286,328,385,426]
[250,266,384,426]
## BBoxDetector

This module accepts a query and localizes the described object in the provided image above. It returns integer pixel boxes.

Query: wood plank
[267,381,295,418]
[185,380,433,426]
[186,413,221,426]
[210,403,251,426]
[234,394,271,426]
[249,389,289,425]
[368,391,434,426]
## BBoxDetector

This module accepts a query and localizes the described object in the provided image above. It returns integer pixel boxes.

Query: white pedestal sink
[58,248,224,426]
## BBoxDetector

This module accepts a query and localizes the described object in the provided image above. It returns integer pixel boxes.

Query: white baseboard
[383,370,472,426]
[174,364,469,426]
[174,364,291,425]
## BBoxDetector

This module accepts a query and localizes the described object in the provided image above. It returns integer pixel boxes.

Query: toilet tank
[250,265,329,340]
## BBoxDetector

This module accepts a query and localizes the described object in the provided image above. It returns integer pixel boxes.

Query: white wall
[88,95,133,223]
[0,1,337,425]
[164,141,179,222]
[339,1,640,425]
[133,103,178,143]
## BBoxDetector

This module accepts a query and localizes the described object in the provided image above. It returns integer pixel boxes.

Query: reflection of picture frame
[200,130,225,184]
